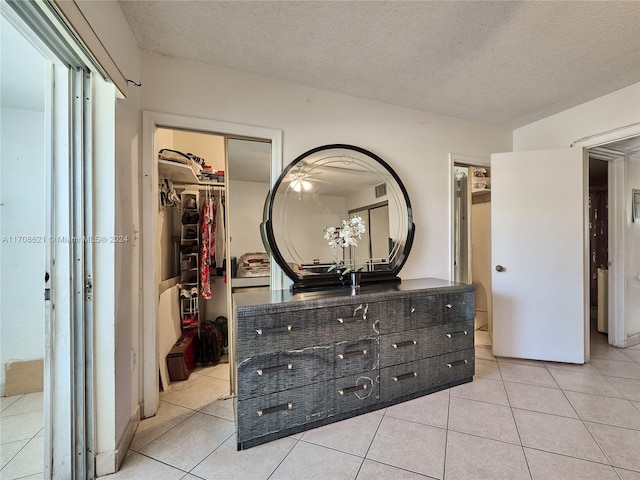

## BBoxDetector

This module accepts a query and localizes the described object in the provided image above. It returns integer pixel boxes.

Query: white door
[491,148,588,363]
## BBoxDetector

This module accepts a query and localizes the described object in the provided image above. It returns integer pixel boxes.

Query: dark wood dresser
[233,278,475,450]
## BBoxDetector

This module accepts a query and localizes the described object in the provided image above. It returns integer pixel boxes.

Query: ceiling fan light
[291,179,312,192]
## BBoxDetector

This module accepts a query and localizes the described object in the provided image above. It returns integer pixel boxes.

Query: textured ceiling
[119,1,640,129]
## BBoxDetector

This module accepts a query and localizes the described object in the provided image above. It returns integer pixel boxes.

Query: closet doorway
[451,154,492,333]
[141,112,282,417]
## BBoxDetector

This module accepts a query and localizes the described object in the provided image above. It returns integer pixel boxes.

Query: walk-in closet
[154,126,271,395]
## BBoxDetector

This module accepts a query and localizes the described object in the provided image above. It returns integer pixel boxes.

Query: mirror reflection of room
[227,138,272,290]
[270,147,409,279]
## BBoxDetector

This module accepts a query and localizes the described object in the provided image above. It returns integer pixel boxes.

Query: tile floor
[0,391,44,479]
[97,328,640,480]
[3,328,640,480]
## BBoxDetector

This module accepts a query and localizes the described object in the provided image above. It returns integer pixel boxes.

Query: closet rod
[172,182,224,192]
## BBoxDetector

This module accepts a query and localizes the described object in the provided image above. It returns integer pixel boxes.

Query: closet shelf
[159,159,224,186]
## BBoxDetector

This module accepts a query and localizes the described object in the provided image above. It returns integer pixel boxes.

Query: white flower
[324,215,366,274]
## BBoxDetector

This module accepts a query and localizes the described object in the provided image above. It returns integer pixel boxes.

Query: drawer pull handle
[339,303,369,323]
[393,372,418,382]
[257,402,293,417]
[338,349,367,359]
[338,384,369,395]
[410,307,416,313]
[256,325,292,335]
[446,304,453,309]
[256,363,293,376]
[447,359,468,368]
[445,331,468,338]
[338,317,357,324]
[392,340,417,349]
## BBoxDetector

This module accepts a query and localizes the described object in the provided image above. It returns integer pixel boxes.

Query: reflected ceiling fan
[283,165,328,192]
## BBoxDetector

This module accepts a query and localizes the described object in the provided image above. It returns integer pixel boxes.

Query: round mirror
[263,144,414,290]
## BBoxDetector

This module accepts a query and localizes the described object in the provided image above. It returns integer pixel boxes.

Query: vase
[349,271,361,288]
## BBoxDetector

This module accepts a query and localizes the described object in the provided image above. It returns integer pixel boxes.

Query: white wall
[228,180,270,260]
[172,130,225,171]
[141,52,513,280]
[76,1,142,474]
[1,2,46,397]
[0,108,45,394]
[513,83,640,151]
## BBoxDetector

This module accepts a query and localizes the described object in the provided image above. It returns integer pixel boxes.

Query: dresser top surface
[233,278,473,312]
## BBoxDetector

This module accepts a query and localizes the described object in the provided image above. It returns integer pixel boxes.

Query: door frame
[449,153,491,332]
[572,123,640,348]
[449,123,640,352]
[141,111,282,417]
[448,153,490,280]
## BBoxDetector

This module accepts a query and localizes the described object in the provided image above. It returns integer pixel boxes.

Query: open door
[491,148,588,363]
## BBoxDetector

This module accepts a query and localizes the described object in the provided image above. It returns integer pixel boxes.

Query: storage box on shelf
[233,278,475,450]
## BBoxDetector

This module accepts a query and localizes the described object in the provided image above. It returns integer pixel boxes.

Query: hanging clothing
[200,196,212,299]
[215,195,226,269]
[208,196,217,266]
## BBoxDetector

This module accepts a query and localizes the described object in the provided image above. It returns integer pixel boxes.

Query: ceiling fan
[283,165,328,192]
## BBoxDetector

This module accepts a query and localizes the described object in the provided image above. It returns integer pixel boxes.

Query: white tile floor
[0,391,44,479]
[98,328,640,480]
[3,328,640,480]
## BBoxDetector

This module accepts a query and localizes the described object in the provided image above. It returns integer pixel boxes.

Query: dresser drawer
[238,336,379,398]
[439,348,475,385]
[237,370,380,445]
[443,291,475,323]
[380,290,474,333]
[380,356,439,402]
[379,294,442,333]
[380,348,475,402]
[237,302,378,357]
[380,321,474,367]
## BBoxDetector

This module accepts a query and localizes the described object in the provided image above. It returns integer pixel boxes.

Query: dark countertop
[233,278,474,314]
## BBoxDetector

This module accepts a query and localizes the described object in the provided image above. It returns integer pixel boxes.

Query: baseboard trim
[4,359,44,396]
[625,332,640,348]
[95,405,140,476]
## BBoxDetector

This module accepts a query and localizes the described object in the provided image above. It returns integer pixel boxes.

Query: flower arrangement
[324,215,366,274]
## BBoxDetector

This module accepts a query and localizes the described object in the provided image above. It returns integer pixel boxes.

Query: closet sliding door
[350,203,390,271]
